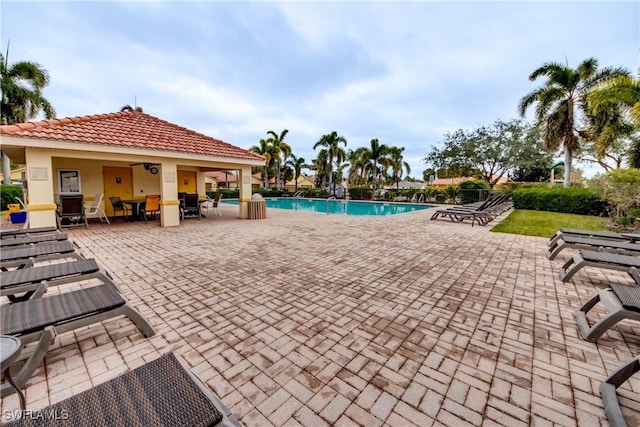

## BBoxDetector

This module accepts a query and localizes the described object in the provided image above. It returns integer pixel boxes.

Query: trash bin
[10,211,27,224]
[248,194,267,220]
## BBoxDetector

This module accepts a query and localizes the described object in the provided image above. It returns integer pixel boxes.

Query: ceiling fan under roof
[129,162,160,174]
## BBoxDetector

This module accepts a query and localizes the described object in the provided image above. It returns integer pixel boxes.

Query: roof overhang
[0,135,265,168]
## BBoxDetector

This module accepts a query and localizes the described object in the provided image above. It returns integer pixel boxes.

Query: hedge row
[512,187,608,216]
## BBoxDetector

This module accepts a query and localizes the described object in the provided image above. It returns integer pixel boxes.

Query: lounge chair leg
[559,252,585,282]
[547,238,566,260]
[575,289,640,342]
[600,356,640,427]
[1,326,56,398]
[117,304,156,338]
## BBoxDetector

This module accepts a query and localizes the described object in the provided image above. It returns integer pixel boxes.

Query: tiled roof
[0,111,265,162]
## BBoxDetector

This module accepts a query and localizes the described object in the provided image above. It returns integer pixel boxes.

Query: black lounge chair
[559,250,640,284]
[547,235,640,260]
[430,194,512,226]
[181,193,202,219]
[600,356,640,427]
[575,283,640,342]
[0,241,83,271]
[0,282,155,398]
[0,227,59,240]
[0,233,68,248]
[548,228,635,248]
[57,195,88,229]
[1,258,104,302]
[3,352,239,427]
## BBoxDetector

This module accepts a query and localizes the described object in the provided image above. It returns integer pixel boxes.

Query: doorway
[178,171,197,193]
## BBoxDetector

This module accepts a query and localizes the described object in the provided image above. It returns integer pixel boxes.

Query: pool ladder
[292,190,304,198]
[326,196,337,215]
[410,194,425,203]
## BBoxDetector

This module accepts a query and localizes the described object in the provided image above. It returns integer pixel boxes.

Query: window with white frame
[58,169,82,194]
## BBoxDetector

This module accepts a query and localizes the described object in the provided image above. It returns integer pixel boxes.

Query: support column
[238,167,252,219]
[24,149,57,228]
[159,162,180,227]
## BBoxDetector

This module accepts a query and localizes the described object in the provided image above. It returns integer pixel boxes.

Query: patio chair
[600,355,640,427]
[3,352,240,427]
[575,283,640,342]
[57,195,88,229]
[84,193,110,224]
[0,282,155,398]
[0,227,59,240]
[547,235,640,260]
[1,258,104,302]
[548,228,634,248]
[108,196,130,220]
[0,241,84,271]
[180,193,202,220]
[559,250,640,284]
[142,194,161,223]
[0,232,68,248]
[202,193,223,217]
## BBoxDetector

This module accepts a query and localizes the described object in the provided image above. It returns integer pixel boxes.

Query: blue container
[10,211,27,224]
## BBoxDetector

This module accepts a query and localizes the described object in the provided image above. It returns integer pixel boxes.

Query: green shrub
[0,185,24,210]
[206,189,239,199]
[590,168,640,230]
[349,186,372,200]
[458,180,490,190]
[511,187,608,216]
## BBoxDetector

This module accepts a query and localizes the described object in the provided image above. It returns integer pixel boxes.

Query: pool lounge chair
[0,233,68,248]
[575,283,640,342]
[1,258,103,302]
[430,194,512,226]
[3,352,240,427]
[600,355,640,427]
[559,250,640,284]
[0,227,59,240]
[0,241,83,271]
[548,228,636,248]
[547,235,640,260]
[0,282,155,398]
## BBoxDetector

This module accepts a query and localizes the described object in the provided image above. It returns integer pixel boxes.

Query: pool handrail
[326,196,338,215]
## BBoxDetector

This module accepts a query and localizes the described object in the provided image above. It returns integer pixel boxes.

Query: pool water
[224,198,432,216]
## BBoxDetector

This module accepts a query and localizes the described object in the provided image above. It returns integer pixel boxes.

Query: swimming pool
[224,198,432,216]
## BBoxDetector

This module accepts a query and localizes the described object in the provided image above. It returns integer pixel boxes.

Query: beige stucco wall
[3,134,264,226]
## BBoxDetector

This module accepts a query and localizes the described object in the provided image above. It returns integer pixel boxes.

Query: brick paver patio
[2,203,639,426]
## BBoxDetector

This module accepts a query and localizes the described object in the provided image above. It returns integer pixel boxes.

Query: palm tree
[519,58,629,187]
[266,129,291,190]
[285,154,306,192]
[313,131,347,196]
[587,75,640,167]
[250,138,276,189]
[388,146,411,191]
[312,149,330,188]
[367,138,389,199]
[347,147,370,186]
[1,46,55,183]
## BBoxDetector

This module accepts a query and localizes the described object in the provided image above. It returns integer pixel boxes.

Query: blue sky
[2,1,638,178]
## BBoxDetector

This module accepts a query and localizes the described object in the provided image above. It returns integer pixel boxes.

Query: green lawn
[491,210,609,238]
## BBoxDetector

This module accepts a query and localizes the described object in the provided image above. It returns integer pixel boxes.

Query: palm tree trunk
[1,151,11,185]
[563,146,572,188]
[276,162,281,190]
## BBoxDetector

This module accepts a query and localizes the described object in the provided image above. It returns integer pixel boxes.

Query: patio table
[122,199,145,221]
